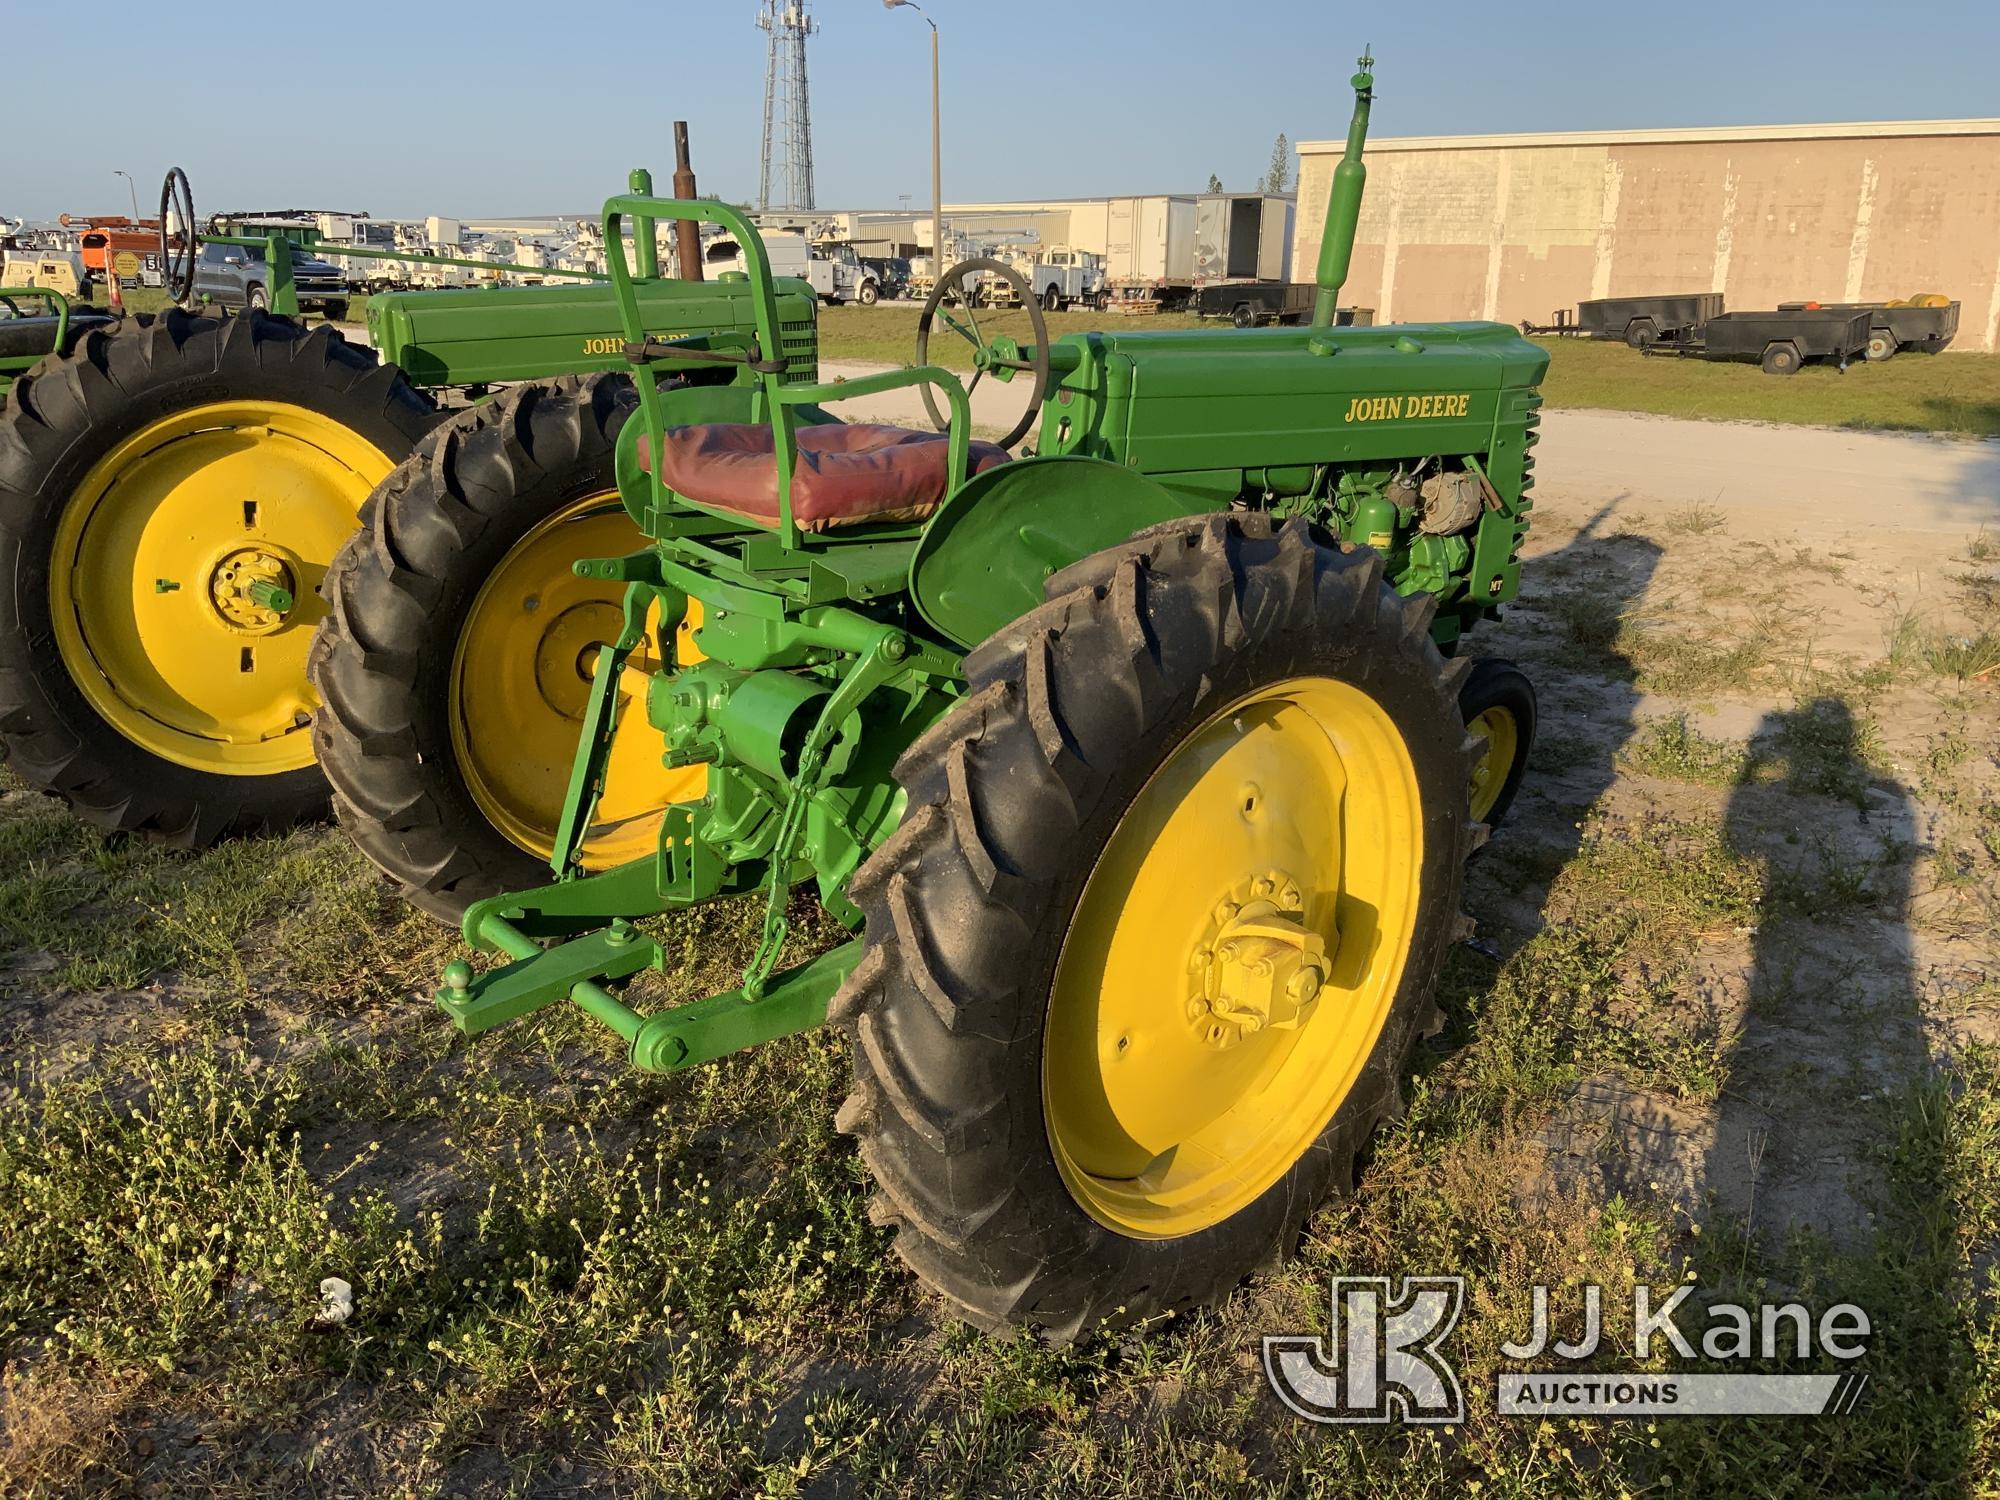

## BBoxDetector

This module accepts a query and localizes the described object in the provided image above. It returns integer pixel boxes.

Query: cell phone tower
[757,1,819,211]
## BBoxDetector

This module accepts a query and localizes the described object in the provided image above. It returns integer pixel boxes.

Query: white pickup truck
[982,246,1107,311]
[711,234,880,306]
[1026,247,1106,311]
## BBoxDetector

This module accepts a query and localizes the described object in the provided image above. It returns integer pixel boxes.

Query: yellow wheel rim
[448,493,705,868]
[1043,677,1423,1239]
[49,400,395,776]
[1466,705,1518,822]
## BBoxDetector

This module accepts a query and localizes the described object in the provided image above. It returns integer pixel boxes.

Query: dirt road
[1535,406,2000,535]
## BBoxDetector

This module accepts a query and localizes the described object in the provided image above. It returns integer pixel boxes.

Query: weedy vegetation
[2,492,1998,1496]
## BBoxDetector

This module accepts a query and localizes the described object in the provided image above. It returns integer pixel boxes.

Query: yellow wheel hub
[1466,705,1518,822]
[49,400,395,776]
[1044,677,1423,1239]
[448,493,705,869]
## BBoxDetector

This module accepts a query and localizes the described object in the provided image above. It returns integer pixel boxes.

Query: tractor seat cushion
[0,310,118,362]
[638,421,1009,532]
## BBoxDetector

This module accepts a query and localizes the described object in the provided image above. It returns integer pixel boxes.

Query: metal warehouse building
[1294,119,2000,351]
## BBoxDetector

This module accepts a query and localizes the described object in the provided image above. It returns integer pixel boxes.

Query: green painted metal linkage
[631,940,859,1073]
[437,878,858,1073]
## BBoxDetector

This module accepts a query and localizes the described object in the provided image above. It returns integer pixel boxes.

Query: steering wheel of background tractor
[916,257,1050,450]
[159,167,197,308]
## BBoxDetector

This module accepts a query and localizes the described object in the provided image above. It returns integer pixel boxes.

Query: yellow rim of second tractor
[1466,705,1519,822]
[1043,676,1424,1239]
[50,400,396,777]
[448,493,706,869]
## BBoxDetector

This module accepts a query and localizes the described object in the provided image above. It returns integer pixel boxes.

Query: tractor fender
[909,454,1209,648]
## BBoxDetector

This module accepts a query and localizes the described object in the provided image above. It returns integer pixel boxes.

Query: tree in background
[1263,134,1292,195]
[1206,173,1224,193]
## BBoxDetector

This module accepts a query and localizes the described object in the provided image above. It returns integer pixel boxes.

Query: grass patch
[1665,501,1728,534]
[1621,715,1750,785]
[1536,337,2000,438]
[1754,697,1882,806]
[1921,630,2000,682]
[1538,581,1779,696]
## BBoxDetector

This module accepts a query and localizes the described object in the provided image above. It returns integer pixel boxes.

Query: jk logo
[1263,1276,1466,1424]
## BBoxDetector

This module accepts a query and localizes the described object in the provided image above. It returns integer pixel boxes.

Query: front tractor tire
[311,374,702,925]
[0,309,435,845]
[1458,656,1536,832]
[833,514,1480,1336]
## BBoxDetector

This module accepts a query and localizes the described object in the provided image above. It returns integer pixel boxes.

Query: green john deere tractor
[315,56,1547,1334]
[0,165,817,896]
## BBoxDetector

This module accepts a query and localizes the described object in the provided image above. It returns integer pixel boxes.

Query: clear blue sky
[7,0,1996,223]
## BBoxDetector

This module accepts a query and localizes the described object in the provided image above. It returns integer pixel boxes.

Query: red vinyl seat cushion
[637,422,1009,532]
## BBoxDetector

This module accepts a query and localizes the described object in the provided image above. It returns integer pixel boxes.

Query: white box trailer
[1105,195,1198,311]
[1194,194,1296,285]
[1260,198,1294,280]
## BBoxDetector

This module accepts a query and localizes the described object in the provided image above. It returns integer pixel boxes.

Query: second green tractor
[0,168,816,909]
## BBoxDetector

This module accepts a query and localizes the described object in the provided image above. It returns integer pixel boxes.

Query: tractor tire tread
[309,373,637,924]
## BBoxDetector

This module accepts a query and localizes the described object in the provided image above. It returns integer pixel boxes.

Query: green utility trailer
[317,56,1549,1334]
[0,166,820,889]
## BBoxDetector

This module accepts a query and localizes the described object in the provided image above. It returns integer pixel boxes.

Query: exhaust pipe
[672,122,704,282]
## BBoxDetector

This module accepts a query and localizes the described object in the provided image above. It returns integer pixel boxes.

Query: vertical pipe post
[1310,53,1376,330]
[930,26,943,283]
[672,122,704,282]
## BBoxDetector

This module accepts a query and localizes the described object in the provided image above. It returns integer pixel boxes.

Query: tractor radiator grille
[780,319,817,384]
[1519,394,1542,493]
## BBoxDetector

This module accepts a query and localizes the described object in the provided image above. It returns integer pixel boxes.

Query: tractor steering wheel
[916,258,1050,451]
[159,167,197,308]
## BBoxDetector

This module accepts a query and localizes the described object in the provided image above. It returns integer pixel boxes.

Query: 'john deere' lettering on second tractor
[315,52,1550,1339]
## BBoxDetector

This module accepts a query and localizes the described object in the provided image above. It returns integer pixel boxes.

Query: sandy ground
[1471,418,1999,1249]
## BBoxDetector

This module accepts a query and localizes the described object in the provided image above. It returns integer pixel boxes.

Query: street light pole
[112,169,138,222]
[883,0,941,277]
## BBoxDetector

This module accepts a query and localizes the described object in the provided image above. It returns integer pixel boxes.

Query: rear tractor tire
[1457,656,1535,832]
[0,308,435,844]
[311,373,704,925]
[833,513,1481,1336]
